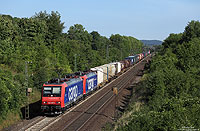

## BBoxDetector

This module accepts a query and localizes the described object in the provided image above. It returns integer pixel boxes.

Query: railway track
[60,56,148,131]
[25,117,56,131]
[18,115,60,131]
[19,55,150,131]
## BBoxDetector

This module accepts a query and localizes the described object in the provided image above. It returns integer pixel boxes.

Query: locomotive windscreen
[43,86,61,97]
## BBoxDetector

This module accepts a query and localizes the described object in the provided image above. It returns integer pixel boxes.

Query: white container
[100,64,109,81]
[107,63,116,77]
[115,62,121,73]
[91,67,103,85]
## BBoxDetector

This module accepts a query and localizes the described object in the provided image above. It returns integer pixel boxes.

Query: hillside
[140,40,162,46]
[0,12,144,130]
[116,20,200,130]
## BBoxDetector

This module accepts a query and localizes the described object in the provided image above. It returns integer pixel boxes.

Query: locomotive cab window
[43,87,51,95]
[52,87,61,94]
[43,86,61,97]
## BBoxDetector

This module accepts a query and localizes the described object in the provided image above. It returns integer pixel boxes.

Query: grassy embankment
[0,88,41,130]
[102,72,149,131]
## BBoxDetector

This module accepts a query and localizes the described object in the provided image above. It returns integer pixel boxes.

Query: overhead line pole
[74,54,77,72]
[25,61,29,120]
[106,44,109,63]
[25,61,32,120]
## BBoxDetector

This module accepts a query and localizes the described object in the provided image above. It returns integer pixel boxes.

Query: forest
[117,21,200,130]
[0,11,144,125]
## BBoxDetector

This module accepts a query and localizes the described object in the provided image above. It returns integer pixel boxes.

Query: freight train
[41,51,150,114]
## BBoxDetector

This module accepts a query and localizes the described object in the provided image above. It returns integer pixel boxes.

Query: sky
[0,0,200,41]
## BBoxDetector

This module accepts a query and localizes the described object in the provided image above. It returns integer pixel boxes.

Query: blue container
[125,56,136,64]
[134,55,139,63]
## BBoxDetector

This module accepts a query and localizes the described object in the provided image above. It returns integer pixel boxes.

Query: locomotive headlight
[56,101,61,104]
[43,101,47,104]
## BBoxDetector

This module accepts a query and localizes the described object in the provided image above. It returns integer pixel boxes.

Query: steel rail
[22,55,150,131]
[62,56,150,131]
[76,68,137,131]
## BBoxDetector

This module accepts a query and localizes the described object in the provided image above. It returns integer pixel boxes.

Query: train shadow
[137,69,144,76]
[116,65,147,114]
[20,100,42,119]
[117,80,146,113]
[116,85,135,113]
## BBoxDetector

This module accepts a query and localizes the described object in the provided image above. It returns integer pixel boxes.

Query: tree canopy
[0,11,144,123]
[117,20,200,130]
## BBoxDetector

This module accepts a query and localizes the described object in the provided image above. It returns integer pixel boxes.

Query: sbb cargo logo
[88,78,95,90]
[68,85,78,101]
